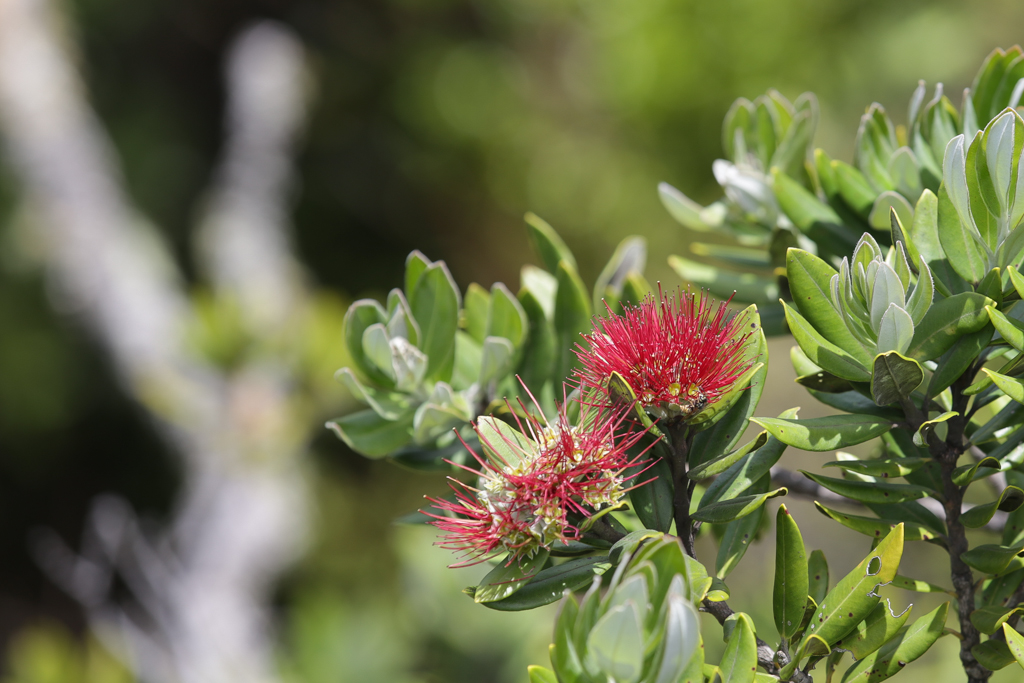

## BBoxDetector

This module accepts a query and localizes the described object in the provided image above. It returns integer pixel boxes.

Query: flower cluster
[575,289,754,421]
[425,400,648,567]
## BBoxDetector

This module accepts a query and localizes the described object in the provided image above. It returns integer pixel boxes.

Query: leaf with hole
[801,525,904,648]
[840,602,949,683]
[835,600,912,661]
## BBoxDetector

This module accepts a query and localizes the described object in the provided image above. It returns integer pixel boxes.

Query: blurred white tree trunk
[0,2,315,682]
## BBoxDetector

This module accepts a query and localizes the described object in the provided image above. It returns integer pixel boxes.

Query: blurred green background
[4,0,1024,680]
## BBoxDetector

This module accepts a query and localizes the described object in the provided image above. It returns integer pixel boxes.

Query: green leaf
[891,575,952,594]
[834,160,877,215]
[876,303,915,356]
[802,525,904,648]
[585,602,645,682]
[801,472,931,504]
[772,167,844,229]
[1008,265,1024,299]
[527,666,558,683]
[326,409,414,458]
[807,389,902,420]
[814,502,939,542]
[716,503,765,579]
[479,336,515,383]
[553,261,592,381]
[871,351,924,405]
[689,432,769,480]
[620,272,650,308]
[784,302,871,380]
[1002,621,1024,671]
[984,368,1024,403]
[913,410,958,447]
[796,371,854,393]
[476,416,535,468]
[691,242,771,268]
[335,368,411,420]
[410,263,461,382]
[516,288,556,389]
[594,236,646,312]
[835,601,912,661]
[962,487,1024,528]
[989,305,1024,351]
[405,250,430,299]
[962,543,1024,574]
[808,550,830,605]
[690,328,769,457]
[464,283,490,344]
[668,256,779,305]
[474,551,550,603]
[952,456,1002,486]
[719,613,757,683]
[823,457,928,479]
[525,212,576,273]
[691,487,788,523]
[608,529,663,565]
[841,602,949,683]
[751,414,894,451]
[629,455,673,533]
[707,576,730,602]
[655,593,703,683]
[487,283,528,348]
[659,182,713,231]
[481,556,612,611]
[774,504,809,639]
[937,181,988,282]
[701,436,786,505]
[787,248,870,358]
[343,299,392,386]
[928,325,993,396]
[972,640,1016,671]
[971,605,1024,635]
[907,292,995,361]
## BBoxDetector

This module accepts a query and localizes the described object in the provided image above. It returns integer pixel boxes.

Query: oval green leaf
[775,504,809,639]
[751,415,895,452]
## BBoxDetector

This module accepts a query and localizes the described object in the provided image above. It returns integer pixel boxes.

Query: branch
[701,598,812,682]
[0,5,312,683]
[195,22,307,334]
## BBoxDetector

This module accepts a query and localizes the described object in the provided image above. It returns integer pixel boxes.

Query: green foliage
[331,43,1024,683]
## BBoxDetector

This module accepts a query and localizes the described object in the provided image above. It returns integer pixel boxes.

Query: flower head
[575,288,756,421]
[425,395,649,567]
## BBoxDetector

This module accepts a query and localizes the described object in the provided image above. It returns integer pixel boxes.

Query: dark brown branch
[937,367,990,683]
[587,518,626,544]
[665,422,696,556]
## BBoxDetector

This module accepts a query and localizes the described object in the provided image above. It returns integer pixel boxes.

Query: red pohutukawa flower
[575,288,756,421]
[424,394,650,567]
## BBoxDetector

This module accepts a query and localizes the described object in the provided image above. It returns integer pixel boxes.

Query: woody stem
[666,421,695,556]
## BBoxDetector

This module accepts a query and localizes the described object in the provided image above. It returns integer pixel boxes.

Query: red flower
[575,289,755,421]
[424,394,650,567]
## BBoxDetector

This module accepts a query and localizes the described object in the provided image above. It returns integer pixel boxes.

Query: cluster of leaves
[330,45,1024,683]
[328,214,649,465]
